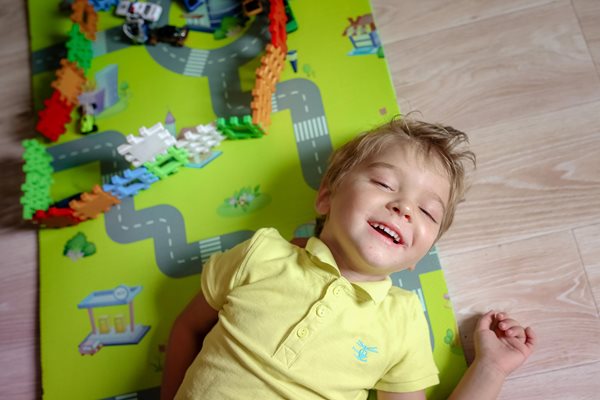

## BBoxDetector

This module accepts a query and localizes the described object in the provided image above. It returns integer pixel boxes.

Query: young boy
[161,117,536,399]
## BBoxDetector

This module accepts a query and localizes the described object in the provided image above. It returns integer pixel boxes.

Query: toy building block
[22,139,53,172]
[33,207,82,228]
[144,146,190,180]
[251,44,285,128]
[268,0,288,53]
[283,0,298,33]
[71,0,98,41]
[117,123,177,168]
[51,59,86,107]
[103,167,159,199]
[69,184,120,220]
[90,0,118,12]
[216,115,265,140]
[21,175,54,220]
[67,23,93,73]
[36,90,75,142]
[20,140,54,219]
[176,123,225,164]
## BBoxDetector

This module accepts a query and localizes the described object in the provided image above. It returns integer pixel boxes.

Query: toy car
[148,25,189,47]
[116,1,162,22]
[79,338,103,355]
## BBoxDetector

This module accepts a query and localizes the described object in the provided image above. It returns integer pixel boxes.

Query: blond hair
[315,115,475,239]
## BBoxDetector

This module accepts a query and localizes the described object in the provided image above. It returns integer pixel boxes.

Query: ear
[315,182,332,215]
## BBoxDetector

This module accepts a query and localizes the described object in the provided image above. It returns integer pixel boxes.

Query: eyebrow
[367,162,447,212]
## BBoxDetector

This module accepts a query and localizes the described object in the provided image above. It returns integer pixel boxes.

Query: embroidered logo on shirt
[353,339,378,362]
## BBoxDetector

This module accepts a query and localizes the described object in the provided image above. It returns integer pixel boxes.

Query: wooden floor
[1,1,600,398]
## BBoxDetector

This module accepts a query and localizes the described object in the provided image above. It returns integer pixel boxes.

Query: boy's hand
[473,310,536,378]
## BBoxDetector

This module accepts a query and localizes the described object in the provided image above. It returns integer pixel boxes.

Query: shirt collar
[305,236,393,304]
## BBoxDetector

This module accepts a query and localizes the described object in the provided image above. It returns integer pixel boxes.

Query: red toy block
[268,0,287,53]
[36,90,74,142]
[33,207,82,228]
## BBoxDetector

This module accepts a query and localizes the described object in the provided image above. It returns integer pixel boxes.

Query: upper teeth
[371,223,400,242]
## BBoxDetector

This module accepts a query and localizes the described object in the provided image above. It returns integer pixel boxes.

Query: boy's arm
[378,311,535,400]
[160,292,219,400]
[377,390,426,400]
[448,311,536,400]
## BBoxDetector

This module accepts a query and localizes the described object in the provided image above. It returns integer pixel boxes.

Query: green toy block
[144,146,190,180]
[216,115,265,140]
[67,23,93,74]
[284,0,298,33]
[21,139,54,219]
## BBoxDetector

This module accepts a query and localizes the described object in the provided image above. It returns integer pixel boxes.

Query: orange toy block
[70,0,98,40]
[69,185,120,220]
[51,59,86,106]
[251,44,285,127]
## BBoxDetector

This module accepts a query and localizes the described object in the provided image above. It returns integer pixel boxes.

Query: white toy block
[175,123,225,162]
[117,122,176,167]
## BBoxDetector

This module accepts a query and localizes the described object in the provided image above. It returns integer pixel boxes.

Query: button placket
[274,279,350,368]
[296,327,309,338]
[316,304,327,317]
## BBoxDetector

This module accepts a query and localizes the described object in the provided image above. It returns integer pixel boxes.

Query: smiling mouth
[369,222,404,245]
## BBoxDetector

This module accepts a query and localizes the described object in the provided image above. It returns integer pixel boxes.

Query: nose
[389,202,412,222]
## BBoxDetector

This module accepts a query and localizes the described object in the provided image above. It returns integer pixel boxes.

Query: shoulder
[386,286,421,309]
[235,227,306,280]
[379,287,425,324]
[246,227,297,257]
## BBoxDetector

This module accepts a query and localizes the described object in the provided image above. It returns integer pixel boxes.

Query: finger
[503,325,525,337]
[524,327,537,349]
[498,318,521,330]
[495,312,507,321]
[498,319,525,337]
[476,310,496,331]
[511,326,537,357]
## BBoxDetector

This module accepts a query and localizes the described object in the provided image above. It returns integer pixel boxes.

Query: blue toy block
[90,0,119,12]
[103,167,159,199]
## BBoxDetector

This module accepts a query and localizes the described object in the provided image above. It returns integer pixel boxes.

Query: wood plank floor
[1,1,599,398]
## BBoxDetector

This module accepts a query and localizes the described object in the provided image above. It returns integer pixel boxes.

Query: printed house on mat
[342,14,381,56]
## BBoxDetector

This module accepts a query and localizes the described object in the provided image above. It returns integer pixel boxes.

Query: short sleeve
[200,235,254,311]
[374,294,440,393]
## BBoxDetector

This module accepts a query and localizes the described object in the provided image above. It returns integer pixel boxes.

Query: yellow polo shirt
[176,228,439,400]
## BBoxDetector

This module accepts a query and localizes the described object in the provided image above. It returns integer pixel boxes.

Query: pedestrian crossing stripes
[199,237,222,263]
[293,116,328,142]
[271,94,278,113]
[183,50,210,76]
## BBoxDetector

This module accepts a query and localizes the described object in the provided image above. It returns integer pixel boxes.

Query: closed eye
[420,207,438,223]
[372,180,393,190]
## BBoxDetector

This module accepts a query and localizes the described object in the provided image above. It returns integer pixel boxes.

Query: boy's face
[316,142,450,282]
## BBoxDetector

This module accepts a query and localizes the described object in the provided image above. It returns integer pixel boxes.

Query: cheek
[416,221,439,242]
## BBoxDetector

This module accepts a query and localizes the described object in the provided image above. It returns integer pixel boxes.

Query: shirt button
[297,327,309,338]
[333,286,343,296]
[316,305,327,317]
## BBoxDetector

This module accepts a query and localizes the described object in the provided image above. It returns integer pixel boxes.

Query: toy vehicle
[148,25,189,47]
[123,13,149,44]
[116,1,162,22]
[79,338,103,355]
